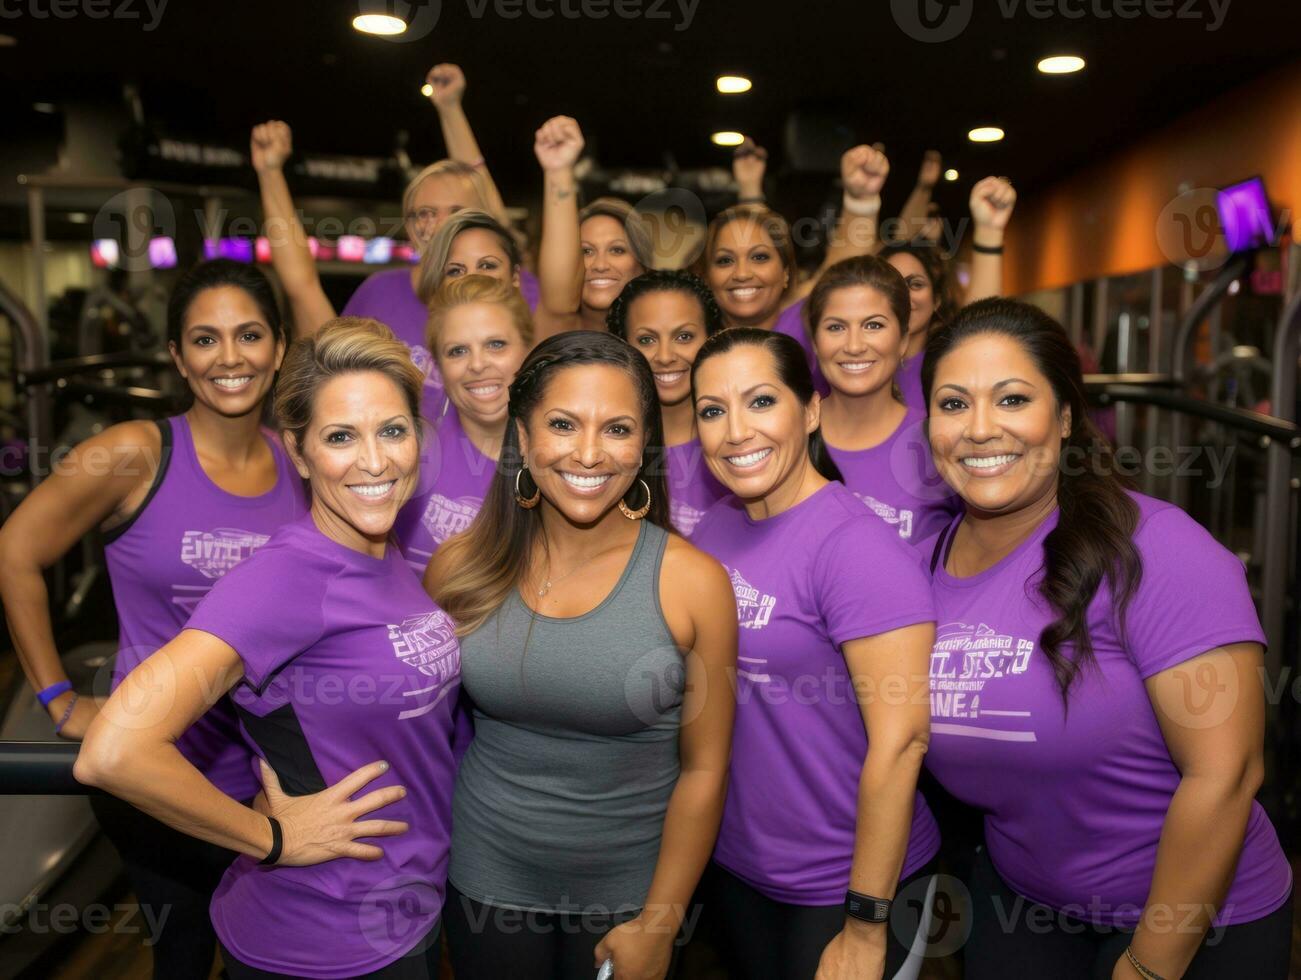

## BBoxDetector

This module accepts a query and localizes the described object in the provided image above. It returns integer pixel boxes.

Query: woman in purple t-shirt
[606,270,729,537]
[919,299,1292,979]
[393,275,532,575]
[77,319,462,979]
[0,260,305,979]
[689,327,939,980]
[808,255,961,546]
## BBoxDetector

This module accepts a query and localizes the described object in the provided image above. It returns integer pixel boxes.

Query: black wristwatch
[845,890,891,923]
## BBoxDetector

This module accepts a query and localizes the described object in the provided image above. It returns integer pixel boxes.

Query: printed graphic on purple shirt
[691,484,938,904]
[921,493,1292,927]
[663,439,728,537]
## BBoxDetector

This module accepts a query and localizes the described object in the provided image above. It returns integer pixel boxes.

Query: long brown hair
[923,298,1142,705]
[431,331,671,635]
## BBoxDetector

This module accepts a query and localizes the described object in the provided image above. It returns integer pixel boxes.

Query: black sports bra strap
[929,517,958,576]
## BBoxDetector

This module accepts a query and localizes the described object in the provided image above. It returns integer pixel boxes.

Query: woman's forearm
[436,103,508,222]
[965,225,1004,304]
[256,166,335,335]
[1127,771,1259,977]
[640,766,728,933]
[847,737,927,898]
[538,168,584,316]
[75,730,273,858]
[0,562,69,693]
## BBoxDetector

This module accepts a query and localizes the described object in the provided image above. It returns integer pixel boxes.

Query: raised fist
[534,116,585,173]
[917,150,942,189]
[733,138,768,198]
[970,176,1017,231]
[426,63,466,109]
[843,143,889,200]
[250,121,292,174]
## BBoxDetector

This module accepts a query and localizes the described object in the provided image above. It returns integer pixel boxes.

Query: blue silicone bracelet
[37,680,73,708]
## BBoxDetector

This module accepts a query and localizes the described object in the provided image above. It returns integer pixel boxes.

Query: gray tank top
[449,520,683,914]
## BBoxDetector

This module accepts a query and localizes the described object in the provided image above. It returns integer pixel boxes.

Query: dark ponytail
[923,298,1142,706]
[691,327,843,484]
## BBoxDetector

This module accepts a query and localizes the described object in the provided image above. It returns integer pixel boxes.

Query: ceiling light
[0,34,16,47]
[352,14,407,35]
[420,82,434,97]
[944,169,959,182]
[68,212,90,224]
[1037,55,1085,74]
[968,126,1005,143]
[711,131,745,147]
[33,102,56,114]
[716,75,752,94]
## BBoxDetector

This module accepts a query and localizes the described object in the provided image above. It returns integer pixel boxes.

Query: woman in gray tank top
[425,331,737,980]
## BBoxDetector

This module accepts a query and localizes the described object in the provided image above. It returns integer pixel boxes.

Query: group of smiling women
[0,63,1290,980]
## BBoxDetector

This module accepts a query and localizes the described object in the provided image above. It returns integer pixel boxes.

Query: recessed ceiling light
[352,13,406,35]
[716,75,752,94]
[33,102,56,114]
[711,131,745,147]
[1037,55,1085,74]
[68,212,90,224]
[944,169,959,182]
[968,126,1005,143]
[420,82,434,97]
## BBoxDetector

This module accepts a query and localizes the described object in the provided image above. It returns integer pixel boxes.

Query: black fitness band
[845,890,892,923]
[260,816,283,865]
[972,242,1004,254]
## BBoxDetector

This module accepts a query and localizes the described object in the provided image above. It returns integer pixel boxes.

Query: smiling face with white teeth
[517,364,646,527]
[434,301,527,431]
[626,290,709,409]
[580,215,643,313]
[169,286,284,417]
[694,343,822,516]
[928,333,1071,517]
[813,284,908,399]
[707,219,789,328]
[285,371,421,556]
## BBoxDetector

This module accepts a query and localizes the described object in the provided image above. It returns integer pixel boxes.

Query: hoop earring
[514,465,541,509]
[618,478,652,521]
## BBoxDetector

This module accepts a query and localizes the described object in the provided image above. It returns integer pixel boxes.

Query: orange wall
[1007,60,1301,295]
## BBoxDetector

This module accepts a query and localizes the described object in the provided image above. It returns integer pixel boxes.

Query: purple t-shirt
[897,353,925,411]
[392,409,496,576]
[827,407,961,546]
[344,268,540,424]
[187,514,461,977]
[921,493,1291,927]
[104,415,307,800]
[691,482,939,904]
[663,438,728,538]
[773,298,829,396]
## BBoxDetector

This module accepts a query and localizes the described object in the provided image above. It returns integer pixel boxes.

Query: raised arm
[75,628,407,864]
[533,116,586,334]
[1119,643,1268,979]
[817,621,934,980]
[965,176,1016,304]
[898,150,942,238]
[789,143,890,305]
[733,138,769,205]
[595,544,737,979]
[0,421,160,739]
[427,64,509,225]
[251,121,336,337]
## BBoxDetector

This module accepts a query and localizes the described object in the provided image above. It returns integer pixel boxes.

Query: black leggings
[443,882,645,980]
[702,860,939,980]
[966,845,1294,979]
[90,793,236,980]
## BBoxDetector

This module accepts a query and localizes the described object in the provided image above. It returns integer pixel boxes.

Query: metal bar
[1082,373,1178,388]
[1145,268,1163,495]
[0,280,51,492]
[1261,290,1301,696]
[1091,386,1300,445]
[18,352,174,386]
[26,185,46,332]
[18,172,251,199]
[1116,312,1135,450]
[1170,255,1251,509]
[0,742,88,795]
[1069,282,1084,347]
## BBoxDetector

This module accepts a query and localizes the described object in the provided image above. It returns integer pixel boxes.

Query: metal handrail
[1092,385,1301,447]
[18,352,173,387]
[0,742,87,795]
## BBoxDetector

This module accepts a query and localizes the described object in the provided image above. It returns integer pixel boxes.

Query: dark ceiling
[2,0,1298,217]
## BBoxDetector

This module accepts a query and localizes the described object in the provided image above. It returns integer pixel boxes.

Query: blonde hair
[578,197,654,270]
[275,317,425,452]
[415,210,523,306]
[401,160,490,218]
[427,275,534,357]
